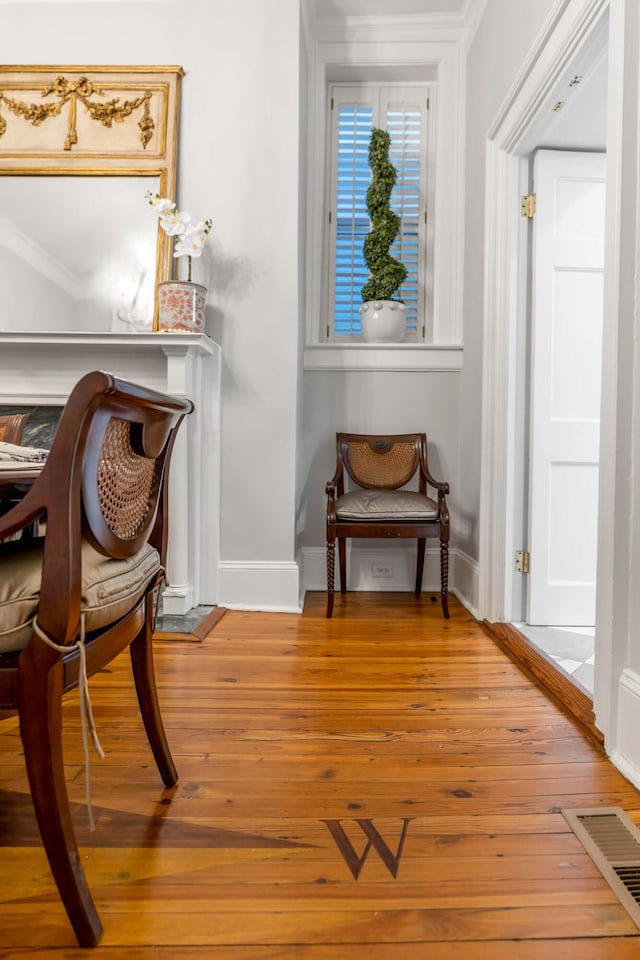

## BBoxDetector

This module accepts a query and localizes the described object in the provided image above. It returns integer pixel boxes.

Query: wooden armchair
[0,370,193,946]
[326,432,450,619]
[0,412,30,445]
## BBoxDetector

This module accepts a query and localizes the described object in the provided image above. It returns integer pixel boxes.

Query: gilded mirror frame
[0,65,183,331]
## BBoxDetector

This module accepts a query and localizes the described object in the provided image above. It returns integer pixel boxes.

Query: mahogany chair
[326,432,450,619]
[0,412,30,444]
[0,370,193,946]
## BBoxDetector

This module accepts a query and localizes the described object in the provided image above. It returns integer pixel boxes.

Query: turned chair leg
[415,538,426,595]
[18,657,103,947]
[326,537,335,618]
[338,538,347,595]
[130,600,178,787]
[440,539,450,619]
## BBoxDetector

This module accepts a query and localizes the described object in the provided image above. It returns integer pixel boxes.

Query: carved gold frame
[0,65,184,330]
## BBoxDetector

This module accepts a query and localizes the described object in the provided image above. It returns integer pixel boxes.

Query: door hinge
[328,210,332,224]
[521,194,536,218]
[515,550,530,573]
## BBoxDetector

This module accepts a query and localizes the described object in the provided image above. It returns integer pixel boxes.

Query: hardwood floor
[1,592,640,957]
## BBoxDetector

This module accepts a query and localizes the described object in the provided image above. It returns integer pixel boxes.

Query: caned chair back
[337,432,425,491]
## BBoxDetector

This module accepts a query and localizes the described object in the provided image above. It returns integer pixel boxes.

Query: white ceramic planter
[359,300,406,343]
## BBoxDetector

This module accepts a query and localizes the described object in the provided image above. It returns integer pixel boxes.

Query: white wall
[300,368,462,600]
[1,0,303,610]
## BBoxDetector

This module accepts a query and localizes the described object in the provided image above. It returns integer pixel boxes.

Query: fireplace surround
[0,331,220,615]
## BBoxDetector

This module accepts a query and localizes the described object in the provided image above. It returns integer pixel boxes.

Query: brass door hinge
[515,550,530,573]
[521,194,536,218]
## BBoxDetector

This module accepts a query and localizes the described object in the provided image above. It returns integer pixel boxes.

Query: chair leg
[338,538,347,595]
[130,599,178,787]
[440,539,450,619]
[18,657,103,947]
[326,536,335,618]
[415,538,426,594]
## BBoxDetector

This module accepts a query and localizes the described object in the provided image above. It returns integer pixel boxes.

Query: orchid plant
[146,191,212,282]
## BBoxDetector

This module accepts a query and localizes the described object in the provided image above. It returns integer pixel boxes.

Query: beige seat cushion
[0,539,160,654]
[336,489,439,521]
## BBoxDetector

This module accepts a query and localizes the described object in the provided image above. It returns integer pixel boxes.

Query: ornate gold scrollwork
[0,75,154,151]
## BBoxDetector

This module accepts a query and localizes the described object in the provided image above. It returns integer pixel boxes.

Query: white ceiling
[312,0,465,17]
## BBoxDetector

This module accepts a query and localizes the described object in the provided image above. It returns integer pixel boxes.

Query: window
[326,84,432,343]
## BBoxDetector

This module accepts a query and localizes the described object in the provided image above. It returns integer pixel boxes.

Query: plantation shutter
[329,90,376,338]
[381,88,427,340]
[327,84,430,342]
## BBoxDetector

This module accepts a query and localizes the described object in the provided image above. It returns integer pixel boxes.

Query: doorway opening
[478,0,611,739]
[510,28,608,700]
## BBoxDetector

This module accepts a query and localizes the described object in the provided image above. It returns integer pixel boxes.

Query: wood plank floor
[1,592,640,958]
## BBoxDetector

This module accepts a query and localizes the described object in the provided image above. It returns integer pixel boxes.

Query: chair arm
[0,481,45,541]
[326,480,337,525]
[326,460,343,525]
[419,454,450,496]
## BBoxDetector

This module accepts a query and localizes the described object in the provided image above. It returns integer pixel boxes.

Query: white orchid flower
[146,195,211,281]
[174,233,205,258]
[159,209,191,237]
[145,191,175,215]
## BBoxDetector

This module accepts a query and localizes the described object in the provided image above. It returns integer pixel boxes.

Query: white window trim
[326,82,434,344]
[304,30,465,371]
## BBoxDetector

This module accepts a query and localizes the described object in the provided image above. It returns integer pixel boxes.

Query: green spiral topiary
[361,127,407,303]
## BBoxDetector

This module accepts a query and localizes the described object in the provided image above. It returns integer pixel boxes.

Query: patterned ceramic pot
[157,281,207,333]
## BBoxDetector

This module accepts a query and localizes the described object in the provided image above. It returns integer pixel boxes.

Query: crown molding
[312,11,465,43]
[461,0,489,52]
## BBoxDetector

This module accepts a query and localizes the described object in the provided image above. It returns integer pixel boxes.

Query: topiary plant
[361,127,407,303]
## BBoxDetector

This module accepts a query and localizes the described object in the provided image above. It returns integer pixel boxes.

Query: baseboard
[300,545,479,613]
[451,548,479,619]
[609,668,640,789]
[216,548,478,615]
[218,560,302,613]
[482,620,604,751]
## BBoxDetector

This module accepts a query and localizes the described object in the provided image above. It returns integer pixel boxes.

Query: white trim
[304,343,462,371]
[305,33,464,351]
[300,543,443,592]
[607,669,640,790]
[592,0,630,763]
[487,0,608,149]
[461,0,489,53]
[312,13,465,44]
[479,142,517,622]
[451,548,480,620]
[478,0,609,623]
[218,561,302,613]
[607,750,640,793]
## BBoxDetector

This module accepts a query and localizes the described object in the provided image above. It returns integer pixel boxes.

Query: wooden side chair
[325,432,450,619]
[0,412,30,445]
[0,370,193,946]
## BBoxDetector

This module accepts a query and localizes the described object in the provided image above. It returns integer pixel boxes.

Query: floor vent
[562,807,640,928]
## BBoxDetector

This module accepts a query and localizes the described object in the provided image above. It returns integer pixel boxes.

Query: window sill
[304,343,463,372]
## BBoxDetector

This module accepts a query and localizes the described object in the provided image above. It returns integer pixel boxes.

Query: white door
[527,149,606,626]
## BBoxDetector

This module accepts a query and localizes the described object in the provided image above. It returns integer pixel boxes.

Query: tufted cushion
[0,540,160,654]
[336,489,439,521]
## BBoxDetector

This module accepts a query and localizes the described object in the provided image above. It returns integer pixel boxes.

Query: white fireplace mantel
[0,331,221,615]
